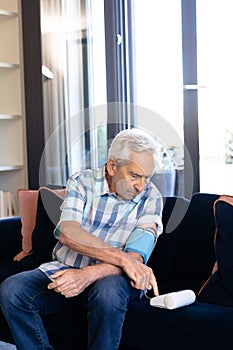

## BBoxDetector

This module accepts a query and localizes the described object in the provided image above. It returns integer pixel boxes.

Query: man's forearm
[59,229,130,269]
[59,221,145,268]
[82,251,143,282]
[84,262,123,281]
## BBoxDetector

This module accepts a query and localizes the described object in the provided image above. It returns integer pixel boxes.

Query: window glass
[133,0,184,196]
[197,0,233,194]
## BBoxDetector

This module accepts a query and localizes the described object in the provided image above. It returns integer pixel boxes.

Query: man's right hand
[122,253,159,296]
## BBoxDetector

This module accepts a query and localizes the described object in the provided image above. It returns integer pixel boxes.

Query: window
[196,0,233,194]
[133,0,186,196]
[40,0,107,185]
[25,0,232,196]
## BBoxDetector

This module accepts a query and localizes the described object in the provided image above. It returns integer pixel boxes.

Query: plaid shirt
[39,166,163,277]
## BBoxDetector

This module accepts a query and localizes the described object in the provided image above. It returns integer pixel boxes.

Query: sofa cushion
[148,193,219,295]
[147,196,190,294]
[31,187,65,263]
[0,187,65,285]
[14,189,39,258]
[198,195,233,306]
[121,298,233,350]
[0,217,22,262]
[170,193,219,293]
[14,187,65,264]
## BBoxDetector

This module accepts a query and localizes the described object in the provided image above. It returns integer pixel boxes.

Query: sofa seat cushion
[121,298,233,350]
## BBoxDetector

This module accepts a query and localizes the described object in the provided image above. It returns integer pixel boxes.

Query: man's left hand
[48,267,95,298]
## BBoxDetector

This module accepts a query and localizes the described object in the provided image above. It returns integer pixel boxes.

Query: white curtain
[41,0,68,185]
[40,0,107,186]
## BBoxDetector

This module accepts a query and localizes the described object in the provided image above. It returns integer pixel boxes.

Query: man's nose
[134,177,146,192]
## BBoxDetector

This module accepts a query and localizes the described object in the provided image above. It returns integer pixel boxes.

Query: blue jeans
[0,269,141,350]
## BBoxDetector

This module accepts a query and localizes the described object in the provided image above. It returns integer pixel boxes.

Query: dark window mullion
[104,0,136,139]
[21,0,45,189]
[104,0,121,138]
[181,0,200,195]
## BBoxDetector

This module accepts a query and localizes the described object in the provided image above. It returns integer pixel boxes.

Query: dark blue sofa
[0,191,233,349]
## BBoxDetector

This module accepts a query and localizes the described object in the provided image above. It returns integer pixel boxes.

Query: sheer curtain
[41,0,69,185]
[40,0,107,186]
[41,0,87,186]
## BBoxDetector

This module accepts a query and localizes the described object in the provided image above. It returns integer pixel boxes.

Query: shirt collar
[94,165,109,196]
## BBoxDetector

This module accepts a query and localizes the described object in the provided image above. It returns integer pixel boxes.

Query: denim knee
[0,269,49,313]
[88,275,133,312]
[0,273,27,310]
[1,274,19,302]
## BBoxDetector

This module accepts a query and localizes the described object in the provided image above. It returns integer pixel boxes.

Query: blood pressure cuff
[124,227,157,264]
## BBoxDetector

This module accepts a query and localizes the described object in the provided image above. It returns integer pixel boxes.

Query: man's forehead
[126,159,154,176]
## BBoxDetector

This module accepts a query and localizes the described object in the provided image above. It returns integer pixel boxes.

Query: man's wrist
[119,250,136,269]
[84,262,123,280]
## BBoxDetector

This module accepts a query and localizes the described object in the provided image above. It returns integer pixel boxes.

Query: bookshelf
[0,0,28,216]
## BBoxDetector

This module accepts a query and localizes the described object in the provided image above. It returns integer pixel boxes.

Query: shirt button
[109,222,112,227]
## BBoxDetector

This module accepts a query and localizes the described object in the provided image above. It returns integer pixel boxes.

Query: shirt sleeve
[54,174,86,238]
[136,184,163,235]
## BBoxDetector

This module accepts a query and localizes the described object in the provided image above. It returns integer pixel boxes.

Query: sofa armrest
[0,216,22,262]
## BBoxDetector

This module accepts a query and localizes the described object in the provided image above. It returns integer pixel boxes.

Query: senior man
[0,128,163,350]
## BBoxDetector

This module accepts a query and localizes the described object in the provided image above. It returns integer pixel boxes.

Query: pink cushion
[17,189,39,255]
[13,187,66,262]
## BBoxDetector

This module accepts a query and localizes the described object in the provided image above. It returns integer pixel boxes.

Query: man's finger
[50,269,68,279]
[150,274,159,296]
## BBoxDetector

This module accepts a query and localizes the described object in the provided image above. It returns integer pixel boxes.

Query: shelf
[0,9,17,18]
[0,114,21,120]
[0,2,28,195]
[0,62,19,69]
[0,165,23,172]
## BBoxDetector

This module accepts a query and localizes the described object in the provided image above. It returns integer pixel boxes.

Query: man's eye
[130,173,138,179]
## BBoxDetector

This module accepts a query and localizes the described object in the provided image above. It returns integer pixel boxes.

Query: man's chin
[118,191,137,201]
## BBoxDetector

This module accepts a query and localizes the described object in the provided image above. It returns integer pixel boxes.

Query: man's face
[107,151,155,200]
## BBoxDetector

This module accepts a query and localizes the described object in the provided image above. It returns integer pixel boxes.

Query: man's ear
[106,158,116,176]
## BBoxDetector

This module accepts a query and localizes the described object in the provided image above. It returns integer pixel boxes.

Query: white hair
[108,128,156,165]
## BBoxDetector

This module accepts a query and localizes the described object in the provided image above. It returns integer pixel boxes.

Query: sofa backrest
[148,193,219,294]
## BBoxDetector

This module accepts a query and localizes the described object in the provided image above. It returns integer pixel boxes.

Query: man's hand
[48,267,96,298]
[47,262,123,298]
[122,254,159,296]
